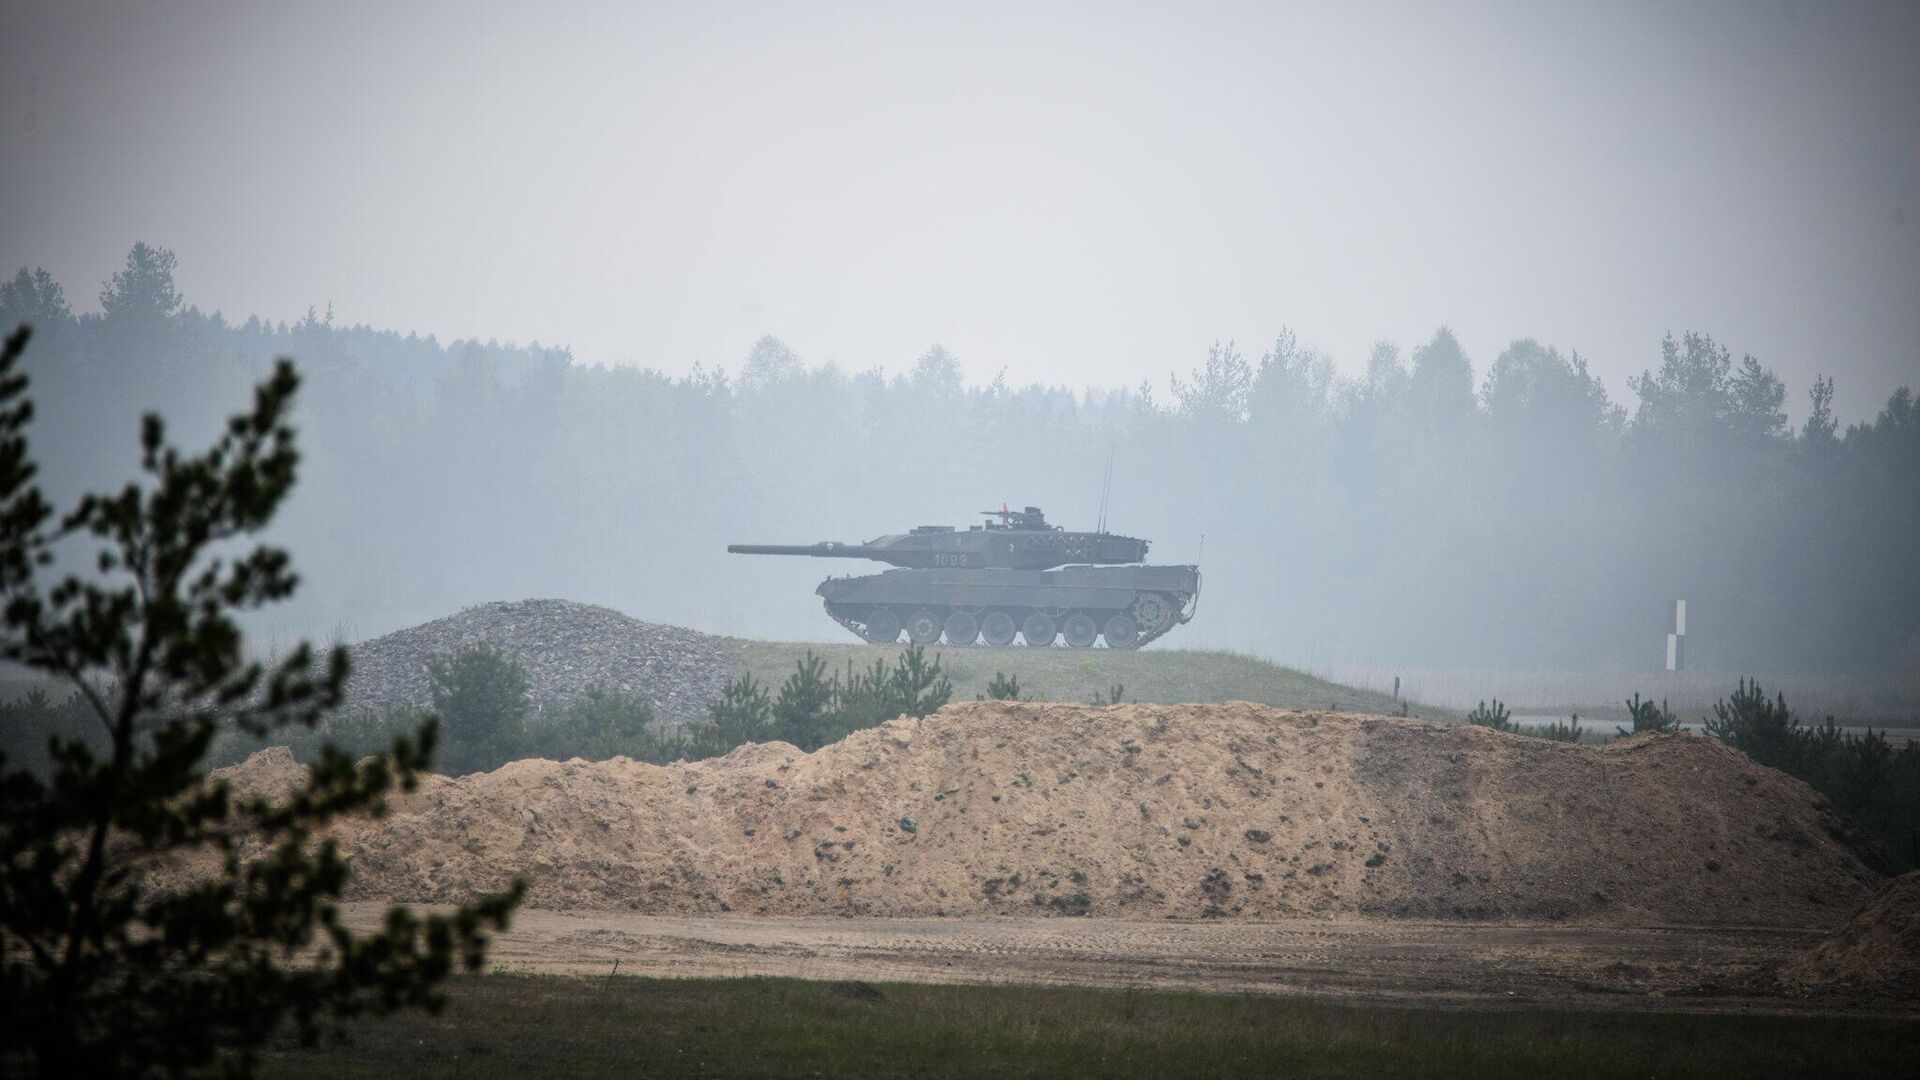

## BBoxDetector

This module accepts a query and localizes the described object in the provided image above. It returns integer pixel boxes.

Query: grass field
[258,973,1916,1079]
[737,640,1428,718]
[1308,663,1920,730]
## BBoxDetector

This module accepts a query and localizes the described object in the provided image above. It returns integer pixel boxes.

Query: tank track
[1130,590,1197,648]
[823,589,1196,651]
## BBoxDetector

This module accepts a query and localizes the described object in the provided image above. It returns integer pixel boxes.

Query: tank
[728,506,1199,649]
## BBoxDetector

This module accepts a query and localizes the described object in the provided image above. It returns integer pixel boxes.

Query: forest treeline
[3,244,1915,672]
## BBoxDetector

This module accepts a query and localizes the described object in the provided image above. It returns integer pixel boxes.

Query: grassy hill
[9,634,1440,726]
[735,640,1435,718]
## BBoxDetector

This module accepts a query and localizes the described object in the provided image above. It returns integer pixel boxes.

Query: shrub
[534,684,684,764]
[693,672,773,757]
[846,645,953,725]
[1465,698,1512,731]
[323,703,435,763]
[427,643,530,745]
[212,687,686,775]
[0,687,97,777]
[1043,892,1092,915]
[773,650,836,750]
[1618,692,1680,737]
[1704,678,1800,772]
[829,645,953,736]
[1828,725,1894,816]
[691,647,953,760]
[1526,715,1584,743]
[1701,679,1920,871]
[984,671,1023,701]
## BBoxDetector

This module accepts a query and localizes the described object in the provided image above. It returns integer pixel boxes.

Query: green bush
[694,672,773,757]
[0,688,98,777]
[327,702,436,761]
[428,643,530,745]
[1703,678,1920,870]
[1618,692,1680,736]
[217,648,960,774]
[1465,698,1512,731]
[1704,678,1803,772]
[691,646,952,758]
[1525,715,1585,743]
[213,684,688,776]
[1828,725,1893,816]
[832,645,953,734]
[532,685,684,764]
[983,671,1024,701]
[773,651,836,750]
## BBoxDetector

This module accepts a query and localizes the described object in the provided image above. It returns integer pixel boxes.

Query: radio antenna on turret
[1096,446,1116,532]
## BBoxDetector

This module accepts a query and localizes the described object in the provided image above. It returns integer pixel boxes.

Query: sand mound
[262,701,1882,924]
[343,599,740,724]
[1785,872,1920,996]
[137,748,312,896]
[209,746,308,804]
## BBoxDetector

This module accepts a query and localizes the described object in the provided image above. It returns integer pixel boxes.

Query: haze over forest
[1,2,1916,674]
[2,245,1915,674]
[3,3,1917,420]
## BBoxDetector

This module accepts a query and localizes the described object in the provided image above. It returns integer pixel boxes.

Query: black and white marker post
[1665,599,1687,672]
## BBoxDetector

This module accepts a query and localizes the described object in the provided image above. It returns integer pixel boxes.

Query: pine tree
[0,327,522,1077]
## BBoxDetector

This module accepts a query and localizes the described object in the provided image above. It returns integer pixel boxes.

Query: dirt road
[338,904,1893,1017]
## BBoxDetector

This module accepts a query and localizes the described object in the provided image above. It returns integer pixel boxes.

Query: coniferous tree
[0,327,522,1077]
[426,643,531,746]
[695,672,772,756]
[772,650,835,751]
[0,267,71,328]
[98,241,183,325]
[1704,678,1802,772]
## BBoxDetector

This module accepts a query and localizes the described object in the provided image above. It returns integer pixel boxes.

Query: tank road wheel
[907,610,943,645]
[944,611,980,645]
[1022,613,1057,647]
[863,609,902,644]
[981,611,1018,647]
[1131,593,1173,635]
[1062,613,1099,649]
[1102,614,1139,649]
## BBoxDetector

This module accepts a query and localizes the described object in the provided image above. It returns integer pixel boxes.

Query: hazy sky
[3,0,1916,421]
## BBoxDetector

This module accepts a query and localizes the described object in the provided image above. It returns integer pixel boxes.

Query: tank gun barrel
[730,506,1150,572]
[727,542,871,558]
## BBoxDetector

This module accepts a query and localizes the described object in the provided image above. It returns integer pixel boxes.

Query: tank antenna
[1096,446,1116,532]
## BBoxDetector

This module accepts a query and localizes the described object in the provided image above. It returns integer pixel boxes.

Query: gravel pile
[343,599,742,725]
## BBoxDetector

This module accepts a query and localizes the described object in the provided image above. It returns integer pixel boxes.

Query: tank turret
[728,506,1198,649]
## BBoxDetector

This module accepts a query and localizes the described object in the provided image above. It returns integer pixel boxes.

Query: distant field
[257,973,1916,1080]
[736,640,1430,718]
[1308,663,1920,730]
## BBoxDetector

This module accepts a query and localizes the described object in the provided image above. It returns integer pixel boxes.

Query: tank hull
[815,565,1199,649]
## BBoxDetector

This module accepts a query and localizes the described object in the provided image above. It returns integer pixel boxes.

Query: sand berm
[224,701,1884,925]
[1784,871,1920,995]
